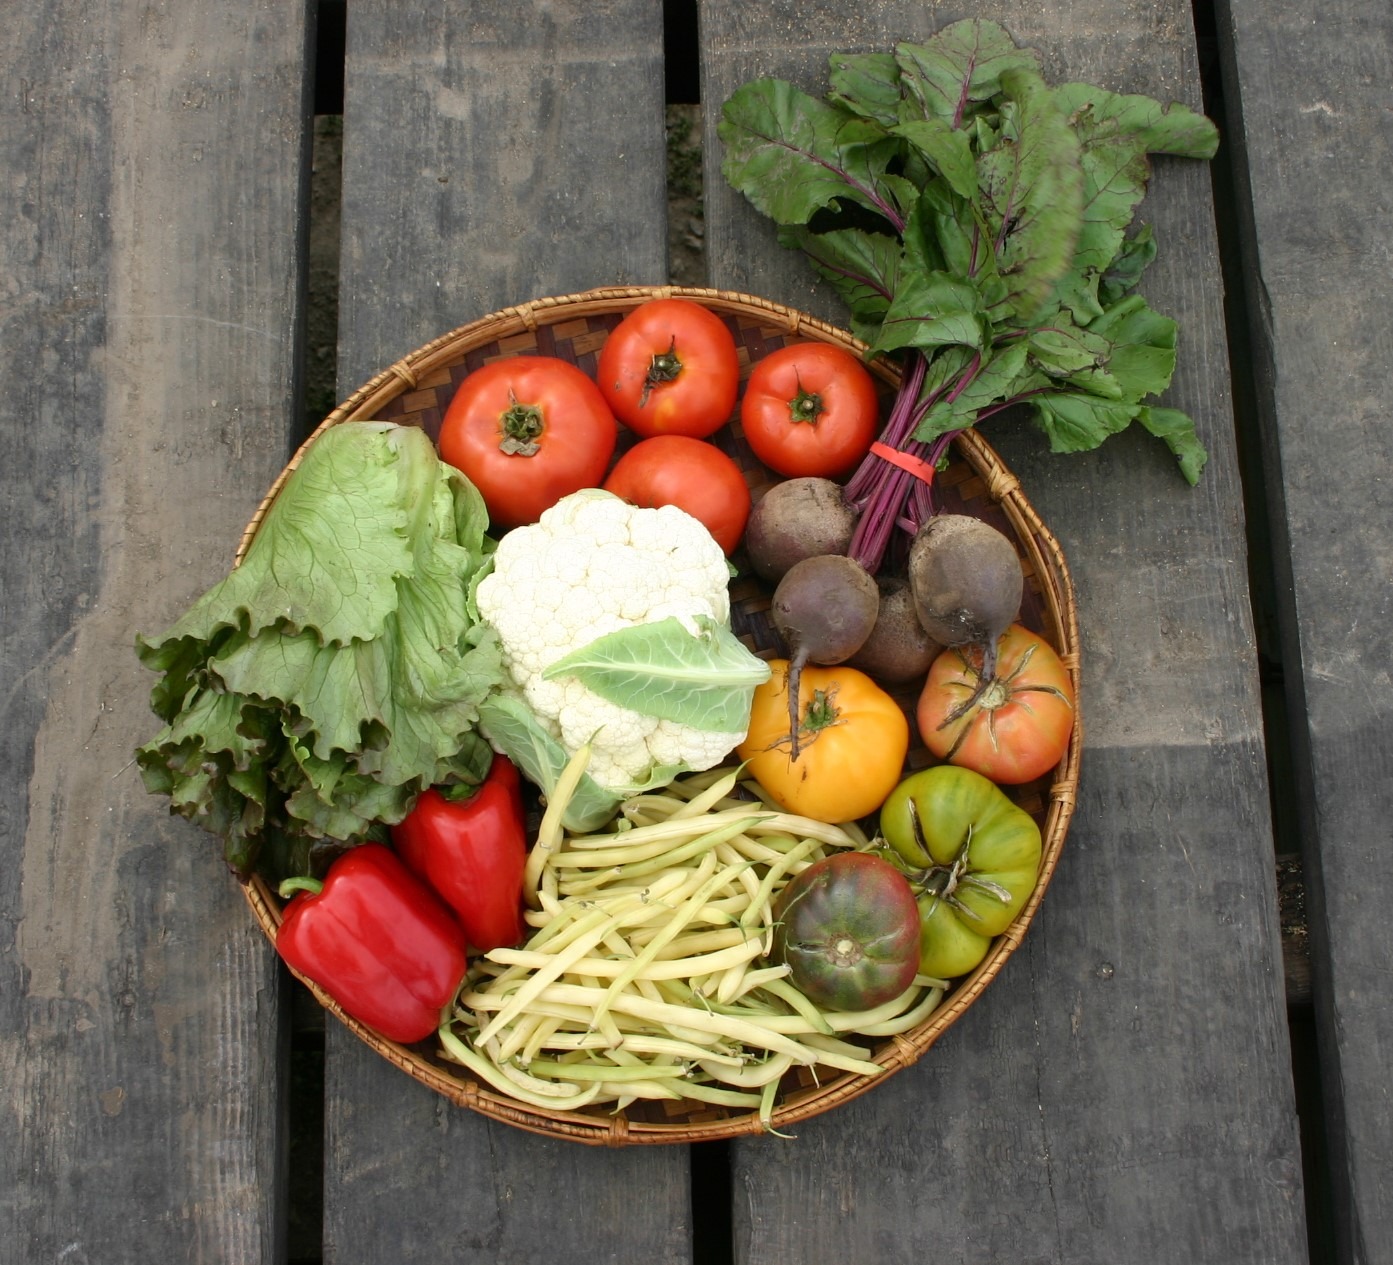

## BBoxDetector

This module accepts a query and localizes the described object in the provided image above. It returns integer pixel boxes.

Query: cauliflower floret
[476,489,750,790]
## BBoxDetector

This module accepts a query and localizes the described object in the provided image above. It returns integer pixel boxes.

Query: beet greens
[719,18,1219,574]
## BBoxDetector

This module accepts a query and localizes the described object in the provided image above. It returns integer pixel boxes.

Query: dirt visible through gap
[304,115,343,437]
[666,103,706,288]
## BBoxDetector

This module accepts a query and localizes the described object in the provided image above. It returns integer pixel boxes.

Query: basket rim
[237,283,1083,1145]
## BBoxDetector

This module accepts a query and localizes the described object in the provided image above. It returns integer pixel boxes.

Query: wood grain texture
[699,3,1309,1260]
[335,0,674,378]
[322,5,691,1260]
[0,1,311,1260]
[1214,2,1393,1260]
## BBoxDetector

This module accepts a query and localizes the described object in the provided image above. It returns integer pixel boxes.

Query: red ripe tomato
[596,298,740,440]
[916,623,1077,785]
[602,435,751,555]
[437,356,618,529]
[740,342,879,478]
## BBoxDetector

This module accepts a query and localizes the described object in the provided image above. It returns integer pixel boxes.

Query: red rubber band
[869,441,937,486]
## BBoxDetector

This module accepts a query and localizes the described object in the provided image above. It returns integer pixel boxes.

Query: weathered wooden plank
[336,0,674,372]
[320,5,690,1260]
[0,2,312,1260]
[699,3,1309,1261]
[1213,2,1393,1260]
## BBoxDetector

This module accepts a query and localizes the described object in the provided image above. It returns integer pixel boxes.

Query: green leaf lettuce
[135,422,505,879]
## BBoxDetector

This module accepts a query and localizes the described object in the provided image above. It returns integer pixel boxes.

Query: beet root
[907,514,1022,681]
[744,477,857,584]
[770,553,880,758]
[848,575,943,684]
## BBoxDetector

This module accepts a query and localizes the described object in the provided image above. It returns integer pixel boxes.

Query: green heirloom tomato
[879,766,1043,980]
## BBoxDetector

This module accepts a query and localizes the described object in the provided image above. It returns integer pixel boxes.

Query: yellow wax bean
[523,742,593,908]
[475,909,627,1045]
[532,983,816,1062]
[559,805,769,855]
[551,813,764,870]
[673,1081,763,1109]
[854,986,945,1037]
[738,837,821,935]
[667,765,743,820]
[722,964,792,1004]
[525,1059,687,1085]
[696,1052,794,1089]
[487,937,762,982]
[644,927,749,957]
[590,861,756,1028]
[438,1025,604,1110]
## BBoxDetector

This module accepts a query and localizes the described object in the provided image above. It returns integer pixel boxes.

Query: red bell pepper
[390,753,529,952]
[276,843,467,1044]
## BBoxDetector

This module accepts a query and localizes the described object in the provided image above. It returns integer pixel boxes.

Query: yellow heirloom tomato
[737,659,909,823]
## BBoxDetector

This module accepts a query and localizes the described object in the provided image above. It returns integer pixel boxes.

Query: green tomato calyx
[499,394,544,456]
[641,338,684,406]
[799,687,841,735]
[788,380,825,426]
[900,812,1014,917]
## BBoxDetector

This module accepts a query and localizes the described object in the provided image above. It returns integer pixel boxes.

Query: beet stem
[785,646,811,761]
[845,349,1008,574]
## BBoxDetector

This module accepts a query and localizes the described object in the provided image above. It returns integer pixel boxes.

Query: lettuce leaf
[135,422,504,879]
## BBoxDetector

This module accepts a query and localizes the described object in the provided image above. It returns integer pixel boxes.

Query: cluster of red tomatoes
[437,296,878,550]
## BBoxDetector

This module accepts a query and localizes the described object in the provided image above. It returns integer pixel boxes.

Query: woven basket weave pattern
[237,286,1082,1146]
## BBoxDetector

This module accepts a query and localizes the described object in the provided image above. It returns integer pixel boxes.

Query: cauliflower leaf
[542,614,770,733]
[477,694,688,832]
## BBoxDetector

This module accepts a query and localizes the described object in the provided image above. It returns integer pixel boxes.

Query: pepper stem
[277,876,324,900]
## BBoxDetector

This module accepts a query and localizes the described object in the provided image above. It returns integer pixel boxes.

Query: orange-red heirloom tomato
[740,342,879,478]
[437,355,618,530]
[602,435,751,555]
[917,623,1076,785]
[596,298,740,440]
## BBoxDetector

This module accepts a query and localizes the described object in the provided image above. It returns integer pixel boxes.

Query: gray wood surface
[0,2,311,1261]
[699,4,1309,1261]
[4,1,1362,1259]
[1215,2,1393,1261]
[321,5,691,1261]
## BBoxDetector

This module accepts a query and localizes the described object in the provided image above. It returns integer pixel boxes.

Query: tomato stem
[498,393,544,456]
[939,669,1000,729]
[787,374,825,426]
[786,681,843,762]
[641,338,683,406]
[901,812,984,905]
[957,873,1015,907]
[800,687,841,735]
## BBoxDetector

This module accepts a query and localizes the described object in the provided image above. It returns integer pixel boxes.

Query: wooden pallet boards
[699,3,1309,1260]
[320,5,690,1261]
[1215,1,1393,1259]
[0,0,311,1257]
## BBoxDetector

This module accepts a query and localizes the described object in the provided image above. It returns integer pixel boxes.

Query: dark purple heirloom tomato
[771,852,921,1012]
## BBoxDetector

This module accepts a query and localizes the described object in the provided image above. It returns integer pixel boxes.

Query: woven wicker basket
[236,285,1082,1145]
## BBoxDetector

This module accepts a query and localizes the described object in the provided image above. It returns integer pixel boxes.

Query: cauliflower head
[475,489,746,790]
